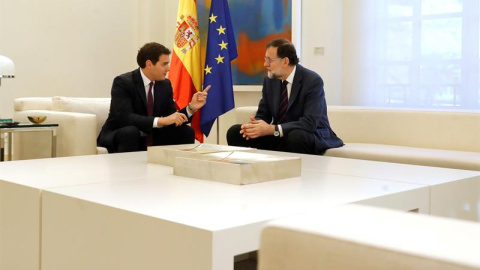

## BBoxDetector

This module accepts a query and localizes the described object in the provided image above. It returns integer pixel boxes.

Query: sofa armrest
[235,106,258,124]
[13,110,98,158]
[96,147,109,155]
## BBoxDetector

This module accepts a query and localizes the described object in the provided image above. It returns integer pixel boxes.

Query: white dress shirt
[139,69,192,128]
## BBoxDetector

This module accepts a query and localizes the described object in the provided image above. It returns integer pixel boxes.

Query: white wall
[0,0,178,118]
[0,0,133,116]
[300,0,379,106]
[299,0,378,106]
[300,0,343,105]
[0,0,350,118]
[340,0,376,105]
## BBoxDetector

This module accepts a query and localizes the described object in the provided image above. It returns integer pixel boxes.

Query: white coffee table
[1,150,478,270]
[40,162,429,270]
[0,152,171,270]
[262,150,480,221]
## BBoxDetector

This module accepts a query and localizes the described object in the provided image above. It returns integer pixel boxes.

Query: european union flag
[200,0,238,137]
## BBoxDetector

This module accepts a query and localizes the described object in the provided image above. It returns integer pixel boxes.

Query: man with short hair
[98,42,210,153]
[227,38,343,154]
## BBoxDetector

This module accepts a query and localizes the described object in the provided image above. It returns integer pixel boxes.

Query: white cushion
[235,106,258,124]
[52,96,110,136]
[327,106,480,152]
[325,143,480,171]
[259,205,480,270]
[14,97,53,111]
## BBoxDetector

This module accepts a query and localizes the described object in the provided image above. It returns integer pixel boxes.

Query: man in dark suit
[227,38,343,155]
[98,42,209,153]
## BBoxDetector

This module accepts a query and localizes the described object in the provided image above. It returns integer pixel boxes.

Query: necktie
[147,81,154,117]
[146,81,154,146]
[278,80,288,123]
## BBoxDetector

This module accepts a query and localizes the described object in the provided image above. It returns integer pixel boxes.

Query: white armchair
[259,204,480,270]
[13,96,110,159]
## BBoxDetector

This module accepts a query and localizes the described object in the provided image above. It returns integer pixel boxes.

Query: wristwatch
[187,103,197,114]
[274,125,280,137]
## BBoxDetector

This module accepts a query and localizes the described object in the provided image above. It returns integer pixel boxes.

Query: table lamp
[0,55,15,85]
[0,55,15,121]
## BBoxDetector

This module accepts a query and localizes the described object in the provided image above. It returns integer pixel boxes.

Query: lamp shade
[0,55,15,78]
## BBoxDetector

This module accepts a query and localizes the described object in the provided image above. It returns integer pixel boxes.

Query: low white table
[41,169,428,270]
[1,150,478,270]
[267,150,480,221]
[0,152,171,270]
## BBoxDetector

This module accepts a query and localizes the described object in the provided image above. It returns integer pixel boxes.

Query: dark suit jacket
[97,68,189,150]
[255,64,343,154]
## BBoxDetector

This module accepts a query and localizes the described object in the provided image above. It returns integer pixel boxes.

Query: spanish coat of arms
[175,14,200,54]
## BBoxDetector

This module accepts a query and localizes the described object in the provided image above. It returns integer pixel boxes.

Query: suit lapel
[273,80,282,121]
[133,68,148,110]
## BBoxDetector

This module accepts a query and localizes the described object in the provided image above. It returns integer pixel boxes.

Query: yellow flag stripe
[173,0,202,92]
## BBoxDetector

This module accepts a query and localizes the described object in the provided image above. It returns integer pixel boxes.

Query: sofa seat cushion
[325,143,480,171]
[52,96,110,136]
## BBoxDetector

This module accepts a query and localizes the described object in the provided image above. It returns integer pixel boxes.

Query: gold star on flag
[218,40,228,50]
[217,25,226,35]
[209,14,217,23]
[204,65,212,75]
[215,54,224,64]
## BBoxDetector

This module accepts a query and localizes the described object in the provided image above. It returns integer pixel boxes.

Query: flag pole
[216,117,220,144]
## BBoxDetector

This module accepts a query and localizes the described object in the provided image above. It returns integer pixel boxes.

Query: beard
[267,70,281,79]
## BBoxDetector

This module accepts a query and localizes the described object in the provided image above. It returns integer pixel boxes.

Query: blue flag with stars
[200,0,238,137]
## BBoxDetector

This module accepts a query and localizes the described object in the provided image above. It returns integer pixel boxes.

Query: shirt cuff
[153,117,160,128]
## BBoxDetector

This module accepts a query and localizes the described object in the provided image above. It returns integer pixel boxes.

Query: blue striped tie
[278,80,288,123]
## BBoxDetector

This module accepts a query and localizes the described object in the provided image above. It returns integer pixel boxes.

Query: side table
[0,123,58,161]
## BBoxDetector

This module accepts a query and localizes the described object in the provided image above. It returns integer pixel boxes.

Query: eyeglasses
[264,57,282,63]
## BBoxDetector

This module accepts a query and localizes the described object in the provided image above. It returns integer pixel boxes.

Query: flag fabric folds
[169,0,204,142]
[200,0,238,137]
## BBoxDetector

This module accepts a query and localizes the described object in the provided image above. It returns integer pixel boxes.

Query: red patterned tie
[278,80,288,123]
[146,81,154,146]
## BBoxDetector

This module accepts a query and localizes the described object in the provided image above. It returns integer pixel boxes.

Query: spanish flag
[169,0,204,142]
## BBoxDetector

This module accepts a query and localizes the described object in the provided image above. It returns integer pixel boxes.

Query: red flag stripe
[169,51,204,142]
[170,52,197,109]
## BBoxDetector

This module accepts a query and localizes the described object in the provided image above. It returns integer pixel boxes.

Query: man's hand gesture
[240,116,275,140]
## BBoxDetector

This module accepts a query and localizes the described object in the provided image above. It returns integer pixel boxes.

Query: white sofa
[13,96,110,159]
[234,106,480,171]
[259,204,480,270]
